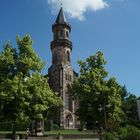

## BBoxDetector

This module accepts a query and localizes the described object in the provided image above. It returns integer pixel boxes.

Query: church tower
[48,7,77,129]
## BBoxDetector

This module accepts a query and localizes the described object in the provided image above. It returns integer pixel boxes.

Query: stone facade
[48,7,78,129]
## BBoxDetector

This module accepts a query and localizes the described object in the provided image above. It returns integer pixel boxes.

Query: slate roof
[55,7,67,24]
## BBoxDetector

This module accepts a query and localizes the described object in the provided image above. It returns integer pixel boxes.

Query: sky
[0,0,140,96]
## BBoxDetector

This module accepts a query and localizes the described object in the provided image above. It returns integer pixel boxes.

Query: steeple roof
[55,7,67,24]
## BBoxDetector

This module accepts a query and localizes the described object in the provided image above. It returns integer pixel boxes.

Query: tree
[25,72,60,132]
[16,35,44,76]
[70,51,123,130]
[120,85,139,126]
[125,94,138,123]
[0,35,61,136]
[0,42,17,82]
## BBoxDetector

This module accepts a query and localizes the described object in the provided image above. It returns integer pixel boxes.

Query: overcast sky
[0,0,140,96]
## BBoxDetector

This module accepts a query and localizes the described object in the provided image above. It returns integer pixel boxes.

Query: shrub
[118,125,140,140]
[52,124,59,130]
[16,121,31,131]
[0,121,31,131]
[104,132,115,140]
[118,127,128,140]
[126,125,140,140]
[44,120,53,131]
[0,122,11,131]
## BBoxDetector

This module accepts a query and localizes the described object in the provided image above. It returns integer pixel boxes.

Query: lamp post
[12,122,16,140]
[98,104,111,131]
[67,116,70,130]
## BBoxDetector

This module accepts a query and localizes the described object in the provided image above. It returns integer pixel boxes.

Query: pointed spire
[55,7,67,24]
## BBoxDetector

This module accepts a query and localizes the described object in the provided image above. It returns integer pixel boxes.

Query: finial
[60,0,63,7]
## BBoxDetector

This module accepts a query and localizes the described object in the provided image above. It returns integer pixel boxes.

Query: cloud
[48,0,109,20]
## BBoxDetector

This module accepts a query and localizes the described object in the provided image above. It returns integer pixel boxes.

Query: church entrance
[65,113,74,129]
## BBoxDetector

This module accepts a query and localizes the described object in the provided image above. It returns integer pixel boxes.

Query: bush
[0,121,31,131]
[16,121,31,131]
[118,127,128,140]
[52,124,59,130]
[104,132,115,140]
[0,122,11,131]
[118,125,140,140]
[44,120,53,131]
[127,125,140,140]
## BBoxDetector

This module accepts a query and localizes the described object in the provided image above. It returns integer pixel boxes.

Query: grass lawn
[0,131,26,134]
[45,130,96,135]
[0,130,96,135]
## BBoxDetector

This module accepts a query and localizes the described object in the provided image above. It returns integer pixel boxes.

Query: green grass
[0,131,26,134]
[45,130,96,135]
[0,130,96,135]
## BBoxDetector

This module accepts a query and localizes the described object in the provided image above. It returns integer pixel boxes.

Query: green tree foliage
[104,132,115,140]
[0,43,16,81]
[121,86,138,124]
[25,72,60,120]
[16,35,44,76]
[118,125,140,140]
[70,51,123,129]
[0,35,60,122]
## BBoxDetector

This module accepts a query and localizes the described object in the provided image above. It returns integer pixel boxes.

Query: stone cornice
[51,39,72,50]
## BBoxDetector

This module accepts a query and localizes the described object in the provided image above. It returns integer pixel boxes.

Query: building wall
[48,63,76,129]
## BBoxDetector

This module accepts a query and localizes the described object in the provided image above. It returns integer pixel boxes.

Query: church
[48,7,78,129]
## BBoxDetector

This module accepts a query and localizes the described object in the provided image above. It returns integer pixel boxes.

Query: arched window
[66,31,69,38]
[60,30,63,37]
[70,75,72,81]
[65,74,68,80]
[67,51,70,62]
